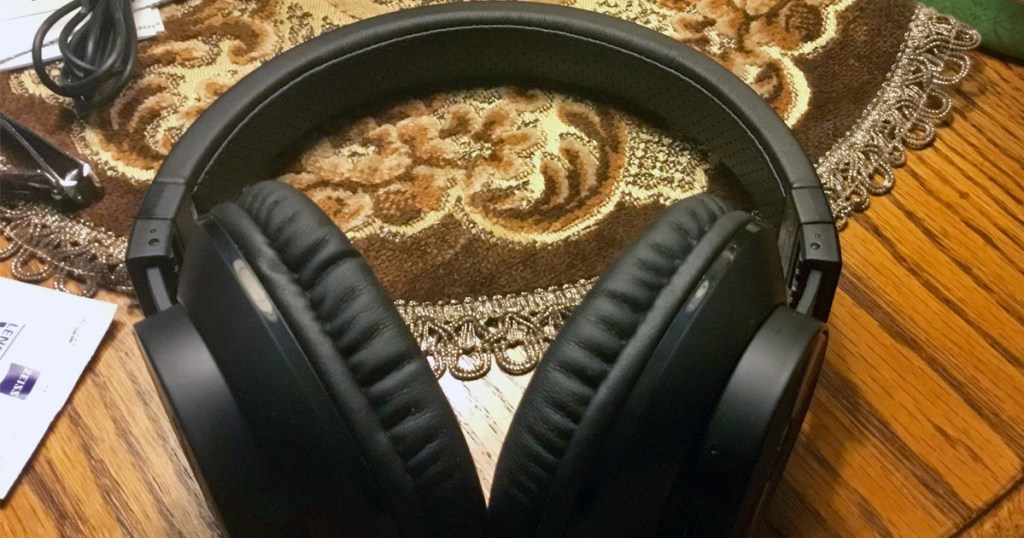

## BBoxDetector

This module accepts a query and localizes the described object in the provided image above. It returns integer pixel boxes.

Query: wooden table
[1,51,1023,537]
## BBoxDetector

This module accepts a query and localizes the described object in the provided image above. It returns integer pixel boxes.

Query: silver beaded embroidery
[815,7,980,229]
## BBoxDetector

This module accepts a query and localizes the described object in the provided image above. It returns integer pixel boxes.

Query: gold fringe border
[0,204,131,295]
[816,6,980,229]
[396,279,595,380]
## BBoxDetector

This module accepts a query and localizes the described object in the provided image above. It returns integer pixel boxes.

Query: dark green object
[919,0,1024,59]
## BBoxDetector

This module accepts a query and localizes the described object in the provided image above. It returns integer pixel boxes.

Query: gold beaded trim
[816,6,980,229]
[0,204,130,296]
[396,279,595,380]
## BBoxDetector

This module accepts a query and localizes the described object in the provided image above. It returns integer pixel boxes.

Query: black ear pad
[488,194,756,536]
[207,180,485,536]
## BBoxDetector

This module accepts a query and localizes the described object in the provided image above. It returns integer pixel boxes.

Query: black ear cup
[207,180,485,536]
[191,182,792,537]
[487,194,788,536]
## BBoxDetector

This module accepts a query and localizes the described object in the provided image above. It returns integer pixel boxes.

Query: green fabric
[919,0,1024,59]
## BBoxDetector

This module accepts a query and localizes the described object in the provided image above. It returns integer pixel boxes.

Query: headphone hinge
[127,178,192,315]
[127,217,179,315]
[789,222,841,322]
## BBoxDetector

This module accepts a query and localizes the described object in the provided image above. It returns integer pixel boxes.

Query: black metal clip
[0,112,102,210]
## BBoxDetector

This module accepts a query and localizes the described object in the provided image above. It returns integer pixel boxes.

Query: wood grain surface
[1,51,1022,536]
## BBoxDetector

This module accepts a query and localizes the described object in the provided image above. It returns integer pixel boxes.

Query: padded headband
[127,1,839,319]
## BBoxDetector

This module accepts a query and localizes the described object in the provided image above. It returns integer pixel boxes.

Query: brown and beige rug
[0,0,978,379]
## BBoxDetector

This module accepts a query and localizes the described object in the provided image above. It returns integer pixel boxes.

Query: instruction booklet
[0,278,116,498]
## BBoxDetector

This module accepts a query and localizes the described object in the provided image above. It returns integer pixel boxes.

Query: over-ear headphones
[126,2,841,536]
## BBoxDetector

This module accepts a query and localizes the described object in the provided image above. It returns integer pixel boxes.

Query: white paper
[0,0,167,22]
[0,278,116,499]
[0,3,165,72]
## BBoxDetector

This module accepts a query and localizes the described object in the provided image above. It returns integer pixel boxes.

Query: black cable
[31,0,138,114]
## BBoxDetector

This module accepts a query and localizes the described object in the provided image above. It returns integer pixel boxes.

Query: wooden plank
[1,52,1022,536]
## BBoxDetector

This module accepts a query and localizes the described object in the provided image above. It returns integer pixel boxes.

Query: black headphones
[126,3,841,536]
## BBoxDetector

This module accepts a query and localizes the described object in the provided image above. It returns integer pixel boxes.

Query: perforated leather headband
[127,1,840,319]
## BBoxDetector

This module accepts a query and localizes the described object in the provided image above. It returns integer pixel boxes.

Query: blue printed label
[1,363,39,400]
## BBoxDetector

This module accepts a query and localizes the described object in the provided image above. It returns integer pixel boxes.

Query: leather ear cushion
[207,180,485,536]
[488,194,751,536]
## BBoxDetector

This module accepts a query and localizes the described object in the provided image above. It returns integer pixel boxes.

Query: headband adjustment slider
[790,222,840,322]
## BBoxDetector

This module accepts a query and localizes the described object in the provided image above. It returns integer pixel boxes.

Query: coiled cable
[31,0,138,114]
